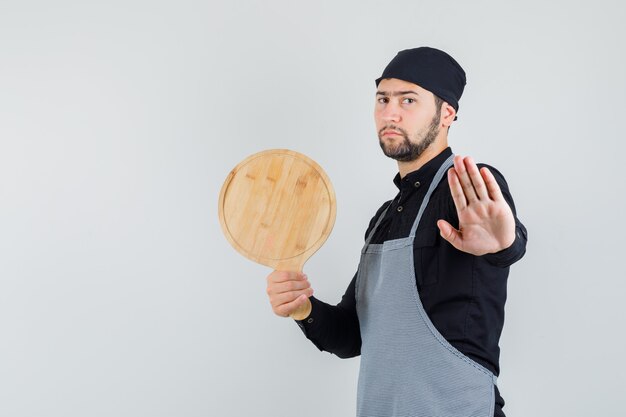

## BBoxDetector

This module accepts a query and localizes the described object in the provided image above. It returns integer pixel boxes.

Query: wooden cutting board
[218,149,336,316]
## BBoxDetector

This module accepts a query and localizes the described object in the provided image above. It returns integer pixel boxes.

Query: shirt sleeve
[294,273,361,359]
[479,164,528,268]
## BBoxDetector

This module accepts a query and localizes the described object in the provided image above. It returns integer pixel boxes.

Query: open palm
[437,155,516,256]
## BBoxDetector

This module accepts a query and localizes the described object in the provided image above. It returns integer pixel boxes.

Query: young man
[266,47,527,417]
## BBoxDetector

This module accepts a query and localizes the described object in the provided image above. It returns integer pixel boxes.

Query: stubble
[378,112,441,162]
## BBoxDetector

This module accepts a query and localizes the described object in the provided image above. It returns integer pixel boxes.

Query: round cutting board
[218,149,336,272]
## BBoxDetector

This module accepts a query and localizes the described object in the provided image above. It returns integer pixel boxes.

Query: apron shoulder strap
[408,154,455,239]
[363,204,391,246]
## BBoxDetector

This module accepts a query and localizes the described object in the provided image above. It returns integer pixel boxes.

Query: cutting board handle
[290,299,312,321]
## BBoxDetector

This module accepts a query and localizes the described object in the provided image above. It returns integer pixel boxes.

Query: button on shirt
[296,148,527,417]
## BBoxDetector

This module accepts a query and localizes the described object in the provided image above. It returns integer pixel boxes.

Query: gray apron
[355,154,497,417]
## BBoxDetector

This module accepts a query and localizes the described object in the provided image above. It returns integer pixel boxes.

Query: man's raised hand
[437,155,516,256]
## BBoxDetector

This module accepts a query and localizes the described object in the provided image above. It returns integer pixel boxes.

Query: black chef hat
[375,47,466,113]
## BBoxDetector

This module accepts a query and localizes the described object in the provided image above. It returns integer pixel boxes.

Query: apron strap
[408,154,455,239]
[363,205,391,247]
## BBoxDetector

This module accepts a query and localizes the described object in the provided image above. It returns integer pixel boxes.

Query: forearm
[295,276,361,358]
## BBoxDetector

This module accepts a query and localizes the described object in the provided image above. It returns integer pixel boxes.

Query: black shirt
[296,148,528,417]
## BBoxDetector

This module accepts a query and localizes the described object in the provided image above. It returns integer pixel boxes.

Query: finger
[437,219,463,251]
[480,167,504,202]
[271,287,314,309]
[275,293,312,317]
[447,168,467,211]
[267,278,311,296]
[464,156,489,201]
[267,270,307,284]
[453,155,478,203]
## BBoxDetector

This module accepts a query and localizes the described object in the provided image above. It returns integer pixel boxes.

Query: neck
[397,136,448,178]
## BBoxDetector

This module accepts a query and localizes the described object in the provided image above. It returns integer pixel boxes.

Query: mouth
[382,130,402,137]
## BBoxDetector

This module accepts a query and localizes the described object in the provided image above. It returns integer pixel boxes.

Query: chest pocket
[413,227,440,288]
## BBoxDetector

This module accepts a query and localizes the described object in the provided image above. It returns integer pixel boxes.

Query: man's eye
[377,97,388,104]
[402,98,415,104]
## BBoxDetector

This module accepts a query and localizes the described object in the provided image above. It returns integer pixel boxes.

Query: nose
[380,102,401,123]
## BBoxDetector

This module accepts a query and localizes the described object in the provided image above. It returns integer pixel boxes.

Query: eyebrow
[376,90,420,97]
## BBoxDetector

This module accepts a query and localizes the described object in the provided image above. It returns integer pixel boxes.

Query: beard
[378,113,441,162]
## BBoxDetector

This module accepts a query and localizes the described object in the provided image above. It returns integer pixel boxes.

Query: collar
[392,147,453,191]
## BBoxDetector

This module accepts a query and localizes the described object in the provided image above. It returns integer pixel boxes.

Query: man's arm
[295,275,361,359]
[265,270,361,359]
[265,202,390,358]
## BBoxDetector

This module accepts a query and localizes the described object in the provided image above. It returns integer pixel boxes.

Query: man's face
[374,78,442,162]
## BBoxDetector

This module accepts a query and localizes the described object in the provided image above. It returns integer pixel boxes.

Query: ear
[440,102,456,128]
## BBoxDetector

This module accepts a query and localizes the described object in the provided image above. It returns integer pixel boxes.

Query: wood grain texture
[218,149,336,272]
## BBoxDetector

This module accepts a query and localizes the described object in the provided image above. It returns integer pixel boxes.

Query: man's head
[374,47,466,163]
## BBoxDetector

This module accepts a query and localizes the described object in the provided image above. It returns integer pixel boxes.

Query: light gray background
[1,0,624,416]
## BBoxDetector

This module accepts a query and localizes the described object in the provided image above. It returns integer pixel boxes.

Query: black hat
[375,47,466,112]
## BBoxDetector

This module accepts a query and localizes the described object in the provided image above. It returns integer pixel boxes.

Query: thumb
[437,219,462,249]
